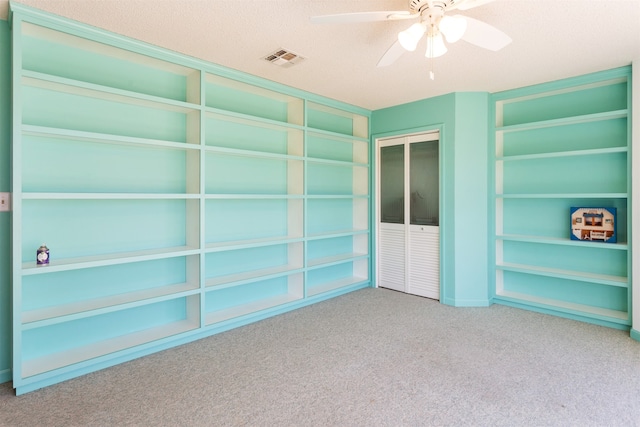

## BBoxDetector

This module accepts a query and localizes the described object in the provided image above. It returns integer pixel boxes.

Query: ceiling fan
[311,0,511,78]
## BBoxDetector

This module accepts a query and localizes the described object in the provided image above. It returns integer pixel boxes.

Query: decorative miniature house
[570,207,617,243]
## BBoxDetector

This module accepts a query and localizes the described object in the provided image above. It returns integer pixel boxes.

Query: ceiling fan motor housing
[409,0,458,14]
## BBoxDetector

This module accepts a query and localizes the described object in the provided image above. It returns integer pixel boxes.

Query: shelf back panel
[22,296,193,361]
[22,134,189,193]
[502,240,627,278]
[205,275,299,312]
[205,82,292,124]
[204,115,299,155]
[22,29,192,102]
[501,82,627,127]
[307,133,362,163]
[501,118,627,157]
[205,199,297,243]
[307,262,358,288]
[21,199,188,261]
[501,153,627,194]
[22,86,189,142]
[307,235,361,260]
[307,163,355,195]
[307,199,355,235]
[205,243,295,280]
[307,108,354,136]
[501,197,627,241]
[205,153,294,195]
[22,256,192,312]
[501,270,628,313]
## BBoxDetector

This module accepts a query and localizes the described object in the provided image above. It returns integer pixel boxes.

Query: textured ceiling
[1,0,639,110]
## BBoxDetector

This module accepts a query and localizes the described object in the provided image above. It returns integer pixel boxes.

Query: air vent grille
[263,48,305,67]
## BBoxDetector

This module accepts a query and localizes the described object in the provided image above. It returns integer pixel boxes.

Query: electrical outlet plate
[0,192,10,212]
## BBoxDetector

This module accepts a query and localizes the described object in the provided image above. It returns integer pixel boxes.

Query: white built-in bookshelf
[11,7,370,394]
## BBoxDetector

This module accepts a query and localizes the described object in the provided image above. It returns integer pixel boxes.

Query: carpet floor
[1,287,640,426]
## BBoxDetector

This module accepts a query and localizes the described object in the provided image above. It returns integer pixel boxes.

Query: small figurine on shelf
[36,243,50,265]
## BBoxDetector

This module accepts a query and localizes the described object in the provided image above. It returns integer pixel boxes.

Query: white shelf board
[306,276,368,297]
[203,105,305,131]
[306,157,370,168]
[306,229,369,240]
[205,109,304,131]
[203,145,305,161]
[22,192,200,200]
[305,127,370,142]
[307,252,368,269]
[22,246,200,275]
[22,282,200,326]
[496,234,629,250]
[205,264,302,288]
[204,194,304,200]
[496,193,628,199]
[495,290,629,323]
[23,125,201,151]
[496,262,627,287]
[307,129,369,144]
[497,146,628,162]
[205,236,304,252]
[205,293,301,325]
[21,319,198,378]
[23,71,200,113]
[493,77,628,105]
[306,194,370,200]
[495,109,628,134]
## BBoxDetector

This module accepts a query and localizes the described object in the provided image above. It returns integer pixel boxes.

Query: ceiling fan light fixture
[398,22,426,51]
[311,0,511,68]
[425,32,447,58]
[439,15,467,43]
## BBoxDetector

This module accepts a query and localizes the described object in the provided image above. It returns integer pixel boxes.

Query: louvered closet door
[378,143,406,291]
[377,133,440,300]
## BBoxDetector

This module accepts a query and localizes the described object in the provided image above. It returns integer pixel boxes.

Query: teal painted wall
[371,92,490,306]
[452,92,489,305]
[0,19,11,384]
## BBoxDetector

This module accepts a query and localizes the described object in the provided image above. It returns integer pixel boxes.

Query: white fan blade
[377,40,406,67]
[311,11,416,24]
[459,16,511,51]
[455,0,497,11]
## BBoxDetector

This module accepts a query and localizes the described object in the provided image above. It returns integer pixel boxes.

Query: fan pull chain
[429,55,435,80]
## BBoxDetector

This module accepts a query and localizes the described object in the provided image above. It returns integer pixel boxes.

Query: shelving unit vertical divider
[194,69,206,327]
[302,99,312,300]
[493,127,504,297]
[302,123,309,298]
[289,99,305,131]
[367,115,374,293]
[626,71,633,336]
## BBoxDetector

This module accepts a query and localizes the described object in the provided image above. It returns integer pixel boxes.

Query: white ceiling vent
[263,48,305,68]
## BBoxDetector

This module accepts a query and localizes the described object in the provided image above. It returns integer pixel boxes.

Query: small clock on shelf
[36,243,50,265]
